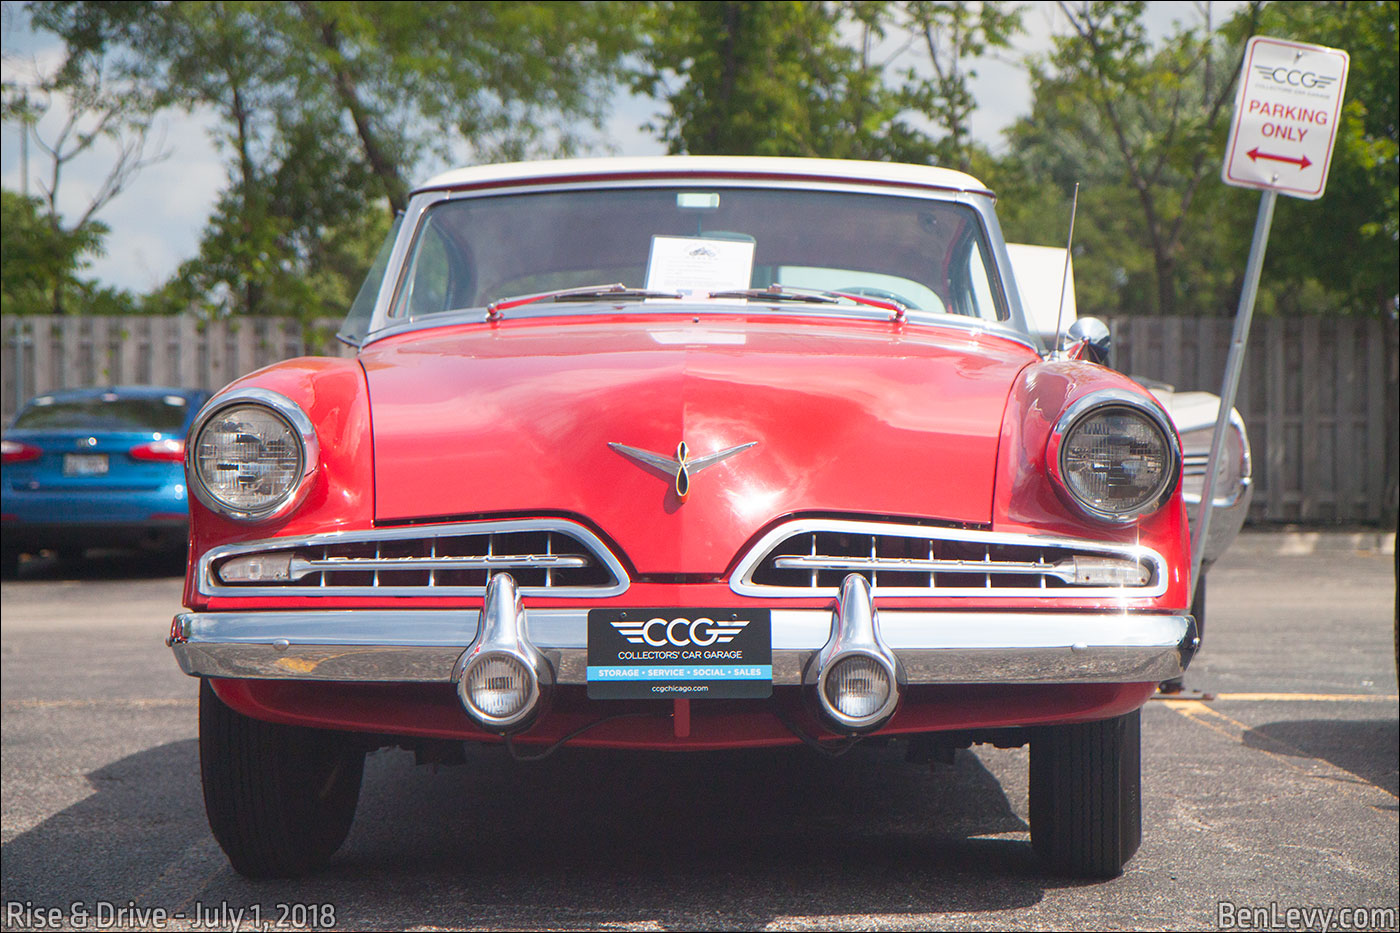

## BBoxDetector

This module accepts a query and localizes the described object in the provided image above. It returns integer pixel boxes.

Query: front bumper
[1185,480,1255,569]
[169,607,1192,685]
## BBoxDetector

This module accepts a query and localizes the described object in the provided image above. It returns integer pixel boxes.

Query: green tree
[29,0,638,319]
[1,30,161,314]
[898,1,1024,171]
[1245,0,1398,316]
[632,1,939,161]
[1002,1,1264,317]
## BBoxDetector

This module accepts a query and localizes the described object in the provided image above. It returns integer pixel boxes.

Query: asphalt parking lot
[2,531,1396,932]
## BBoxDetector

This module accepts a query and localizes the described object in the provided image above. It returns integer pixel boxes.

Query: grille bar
[287,554,590,581]
[198,519,629,598]
[774,555,1056,575]
[732,520,1166,598]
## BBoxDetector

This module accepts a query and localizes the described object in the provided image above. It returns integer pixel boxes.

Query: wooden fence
[4,313,1397,526]
[1113,315,1397,525]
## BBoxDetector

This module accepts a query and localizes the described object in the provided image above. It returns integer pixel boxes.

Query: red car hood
[361,314,1034,575]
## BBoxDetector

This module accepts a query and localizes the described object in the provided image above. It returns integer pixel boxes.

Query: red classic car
[170,157,1193,880]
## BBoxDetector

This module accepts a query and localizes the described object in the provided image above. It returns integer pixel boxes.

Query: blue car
[1,386,210,574]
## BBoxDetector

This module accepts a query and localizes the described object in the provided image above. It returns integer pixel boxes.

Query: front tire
[1029,709,1142,878]
[199,680,365,878]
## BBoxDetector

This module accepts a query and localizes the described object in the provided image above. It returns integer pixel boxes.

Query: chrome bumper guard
[170,585,1191,689]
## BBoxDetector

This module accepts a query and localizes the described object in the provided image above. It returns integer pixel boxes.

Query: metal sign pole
[1189,188,1277,600]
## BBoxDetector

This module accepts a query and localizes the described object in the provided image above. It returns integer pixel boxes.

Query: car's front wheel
[1028,709,1142,878]
[199,680,365,878]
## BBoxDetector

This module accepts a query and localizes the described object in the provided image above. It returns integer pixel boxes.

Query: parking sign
[1222,36,1350,200]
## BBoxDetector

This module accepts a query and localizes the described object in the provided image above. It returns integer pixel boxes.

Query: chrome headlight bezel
[1047,389,1181,524]
[187,388,319,523]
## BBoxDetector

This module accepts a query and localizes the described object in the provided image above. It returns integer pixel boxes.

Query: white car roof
[417,156,992,197]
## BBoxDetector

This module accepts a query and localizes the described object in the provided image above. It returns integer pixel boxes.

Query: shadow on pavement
[1,737,1069,928]
[1243,718,1400,800]
[5,548,185,582]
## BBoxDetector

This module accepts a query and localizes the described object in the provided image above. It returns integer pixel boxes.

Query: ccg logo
[612,617,749,648]
[1253,65,1337,90]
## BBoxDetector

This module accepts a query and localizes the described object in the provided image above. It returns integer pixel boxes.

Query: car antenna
[1051,182,1079,358]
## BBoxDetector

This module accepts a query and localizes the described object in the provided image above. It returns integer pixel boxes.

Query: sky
[0,1,1237,296]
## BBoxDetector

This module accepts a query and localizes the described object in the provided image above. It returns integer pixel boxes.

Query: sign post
[1190,36,1349,600]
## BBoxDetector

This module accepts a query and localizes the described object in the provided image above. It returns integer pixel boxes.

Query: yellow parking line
[1213,692,1399,703]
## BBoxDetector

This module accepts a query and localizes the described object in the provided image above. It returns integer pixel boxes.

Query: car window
[13,394,192,432]
[956,237,1001,320]
[382,187,1008,323]
[393,224,455,317]
[339,214,403,344]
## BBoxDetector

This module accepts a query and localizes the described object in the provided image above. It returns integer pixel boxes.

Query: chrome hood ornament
[608,440,757,500]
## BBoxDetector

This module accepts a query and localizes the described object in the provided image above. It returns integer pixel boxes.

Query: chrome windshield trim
[729,519,1169,598]
[170,609,1190,685]
[361,301,1041,354]
[196,518,630,598]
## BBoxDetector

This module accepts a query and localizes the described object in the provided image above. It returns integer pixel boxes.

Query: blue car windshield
[13,394,191,432]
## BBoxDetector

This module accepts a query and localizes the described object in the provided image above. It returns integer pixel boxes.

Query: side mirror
[1067,317,1112,368]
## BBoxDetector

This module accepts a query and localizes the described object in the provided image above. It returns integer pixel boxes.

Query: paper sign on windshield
[645,236,755,294]
[1222,36,1350,200]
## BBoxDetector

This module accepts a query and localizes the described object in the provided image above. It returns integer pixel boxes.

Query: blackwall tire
[1029,708,1142,878]
[199,679,364,878]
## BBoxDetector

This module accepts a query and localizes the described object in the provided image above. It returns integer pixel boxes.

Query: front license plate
[587,608,772,700]
[63,453,108,476]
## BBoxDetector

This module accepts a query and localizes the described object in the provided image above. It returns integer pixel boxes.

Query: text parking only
[1222,36,1349,199]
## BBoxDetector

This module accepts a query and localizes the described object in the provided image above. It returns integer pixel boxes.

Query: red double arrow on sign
[1246,147,1312,170]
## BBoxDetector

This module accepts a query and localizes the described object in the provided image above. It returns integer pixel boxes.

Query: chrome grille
[199,519,628,598]
[731,520,1166,598]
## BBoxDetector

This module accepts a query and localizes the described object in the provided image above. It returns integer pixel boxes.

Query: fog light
[459,653,537,724]
[824,655,892,721]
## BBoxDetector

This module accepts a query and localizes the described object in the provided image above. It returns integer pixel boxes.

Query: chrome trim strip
[1045,388,1182,524]
[186,388,320,523]
[170,609,1190,685]
[196,518,630,598]
[729,519,1168,598]
[364,300,1041,353]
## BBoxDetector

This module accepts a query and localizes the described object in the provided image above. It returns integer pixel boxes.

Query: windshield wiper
[706,285,841,305]
[708,284,908,317]
[486,283,683,317]
[484,282,909,320]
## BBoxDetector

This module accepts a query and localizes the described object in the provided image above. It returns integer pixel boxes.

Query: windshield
[381,186,1008,324]
[13,393,193,432]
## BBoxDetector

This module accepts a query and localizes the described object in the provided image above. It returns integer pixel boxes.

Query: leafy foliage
[1,190,137,315]
[6,0,1396,321]
[24,0,638,319]
[632,1,926,160]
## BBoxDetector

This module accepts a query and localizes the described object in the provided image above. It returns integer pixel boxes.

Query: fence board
[4,313,1397,526]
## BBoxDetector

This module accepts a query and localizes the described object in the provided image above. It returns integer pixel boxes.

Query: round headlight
[1051,397,1178,522]
[822,654,893,722]
[460,653,538,724]
[190,392,315,521]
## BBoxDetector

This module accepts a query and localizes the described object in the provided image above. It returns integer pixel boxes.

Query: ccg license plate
[63,453,108,476]
[587,608,772,700]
